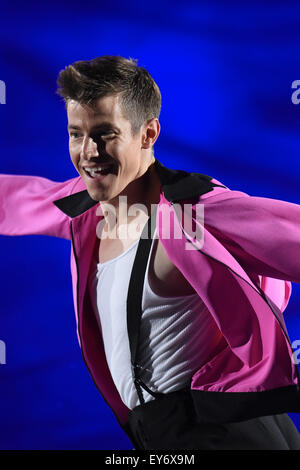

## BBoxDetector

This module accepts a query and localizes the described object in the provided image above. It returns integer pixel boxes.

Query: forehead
[67,94,128,128]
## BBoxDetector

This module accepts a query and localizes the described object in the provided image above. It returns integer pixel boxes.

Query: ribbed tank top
[89,227,224,410]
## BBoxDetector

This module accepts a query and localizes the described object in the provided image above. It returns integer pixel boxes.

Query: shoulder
[190,173,250,204]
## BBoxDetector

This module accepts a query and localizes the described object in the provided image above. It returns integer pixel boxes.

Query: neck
[99,157,161,233]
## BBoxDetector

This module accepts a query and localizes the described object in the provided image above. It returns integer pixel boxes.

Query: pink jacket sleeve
[203,187,300,284]
[0,174,79,240]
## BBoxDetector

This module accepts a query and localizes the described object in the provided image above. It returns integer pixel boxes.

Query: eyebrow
[67,122,118,131]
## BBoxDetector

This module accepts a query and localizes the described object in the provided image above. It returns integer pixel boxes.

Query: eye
[69,132,81,139]
[101,132,115,140]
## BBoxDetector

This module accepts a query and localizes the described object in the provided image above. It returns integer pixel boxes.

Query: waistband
[127,388,227,450]
[127,388,300,450]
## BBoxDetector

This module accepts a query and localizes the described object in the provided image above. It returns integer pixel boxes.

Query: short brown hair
[56,55,161,136]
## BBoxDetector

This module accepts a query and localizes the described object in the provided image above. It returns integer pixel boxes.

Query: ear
[141,118,160,149]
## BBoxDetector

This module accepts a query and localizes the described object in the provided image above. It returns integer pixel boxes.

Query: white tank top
[89,227,224,410]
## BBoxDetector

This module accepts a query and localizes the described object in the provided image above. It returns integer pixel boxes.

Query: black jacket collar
[53,158,223,218]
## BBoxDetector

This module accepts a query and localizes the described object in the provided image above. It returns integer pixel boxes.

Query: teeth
[84,165,112,177]
[85,166,108,172]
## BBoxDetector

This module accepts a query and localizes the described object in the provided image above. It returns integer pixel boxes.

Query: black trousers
[127,389,300,450]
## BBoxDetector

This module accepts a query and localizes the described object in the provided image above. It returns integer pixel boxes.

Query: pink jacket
[1,159,300,433]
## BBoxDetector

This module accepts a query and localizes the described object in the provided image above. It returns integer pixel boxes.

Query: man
[1,55,300,450]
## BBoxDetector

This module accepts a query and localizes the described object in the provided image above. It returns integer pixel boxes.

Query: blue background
[0,0,300,450]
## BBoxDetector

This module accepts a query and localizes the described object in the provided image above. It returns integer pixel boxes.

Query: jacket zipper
[70,220,130,433]
[171,201,300,391]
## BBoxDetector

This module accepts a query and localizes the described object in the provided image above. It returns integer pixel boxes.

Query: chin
[88,187,115,203]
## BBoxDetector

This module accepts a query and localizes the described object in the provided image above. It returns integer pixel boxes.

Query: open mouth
[83,163,116,179]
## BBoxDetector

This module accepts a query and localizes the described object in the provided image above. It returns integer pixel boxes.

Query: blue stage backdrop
[0,0,299,450]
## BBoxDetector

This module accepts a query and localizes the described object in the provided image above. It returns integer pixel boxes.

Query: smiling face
[67,94,159,203]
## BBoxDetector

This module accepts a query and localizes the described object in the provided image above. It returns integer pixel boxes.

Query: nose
[80,136,99,160]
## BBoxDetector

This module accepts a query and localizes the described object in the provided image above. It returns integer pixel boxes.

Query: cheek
[69,145,80,172]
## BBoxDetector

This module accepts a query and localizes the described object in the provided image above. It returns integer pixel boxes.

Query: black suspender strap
[126,204,163,405]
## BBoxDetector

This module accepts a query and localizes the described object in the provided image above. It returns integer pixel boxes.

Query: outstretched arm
[0,174,80,240]
[203,187,300,284]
